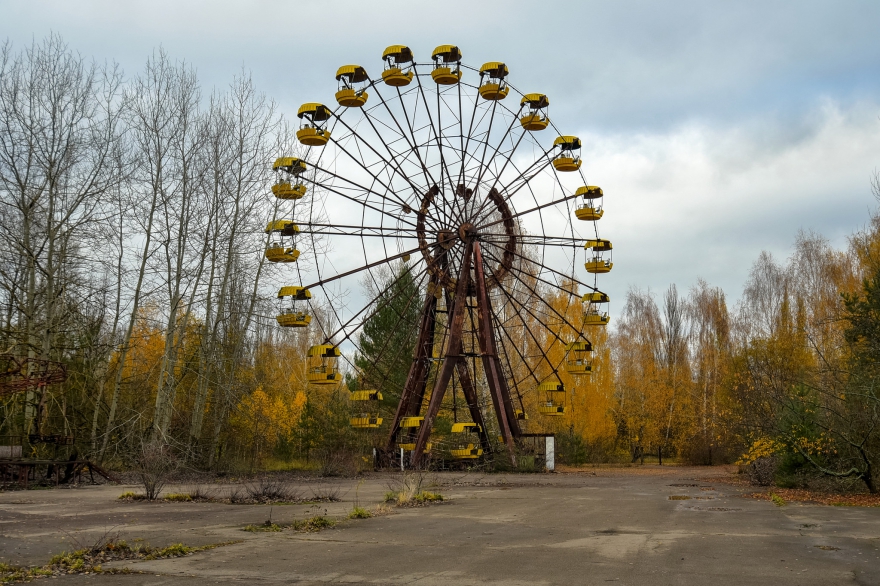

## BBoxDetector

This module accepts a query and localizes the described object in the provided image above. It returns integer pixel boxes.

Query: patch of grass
[143,543,196,560]
[770,493,786,507]
[384,491,399,502]
[412,491,443,503]
[348,507,372,519]
[118,491,148,500]
[290,516,336,532]
[668,495,691,500]
[0,564,53,584]
[243,522,283,532]
[163,493,193,502]
[1,540,239,583]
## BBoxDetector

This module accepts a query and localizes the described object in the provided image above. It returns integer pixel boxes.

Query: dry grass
[744,488,880,507]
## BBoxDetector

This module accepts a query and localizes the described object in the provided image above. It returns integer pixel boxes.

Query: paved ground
[1,466,879,585]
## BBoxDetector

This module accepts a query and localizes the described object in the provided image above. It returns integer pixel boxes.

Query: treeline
[599,221,880,492]
[0,35,338,468]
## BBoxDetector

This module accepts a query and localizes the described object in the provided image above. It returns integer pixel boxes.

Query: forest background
[2,36,879,494]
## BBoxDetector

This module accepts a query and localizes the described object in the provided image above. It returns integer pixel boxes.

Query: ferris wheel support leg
[454,339,493,455]
[384,276,440,452]
[411,243,474,467]
[473,242,521,467]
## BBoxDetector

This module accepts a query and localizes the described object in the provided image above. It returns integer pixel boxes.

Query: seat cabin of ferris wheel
[450,443,483,459]
[431,45,462,85]
[263,220,300,263]
[307,344,343,385]
[296,103,333,147]
[574,186,604,221]
[351,414,383,429]
[381,45,414,87]
[348,384,382,428]
[565,341,593,376]
[335,65,370,108]
[584,238,613,275]
[276,286,311,327]
[552,135,582,172]
[519,93,550,131]
[478,62,510,100]
[271,157,307,200]
[583,291,610,326]
[451,422,482,434]
[538,380,566,416]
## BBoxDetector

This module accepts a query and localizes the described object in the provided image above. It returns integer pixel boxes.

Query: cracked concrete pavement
[1,466,879,585]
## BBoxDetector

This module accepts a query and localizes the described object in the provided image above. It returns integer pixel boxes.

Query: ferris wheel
[266,44,613,467]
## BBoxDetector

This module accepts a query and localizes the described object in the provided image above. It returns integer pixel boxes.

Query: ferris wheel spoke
[301,243,423,290]
[312,139,415,215]
[331,115,429,207]
[369,83,438,188]
[484,298,543,388]
[487,276,566,382]
[479,185,581,231]
[480,246,589,333]
[322,259,430,345]
[307,169,418,229]
[482,241,599,295]
[469,115,529,220]
[411,64,459,231]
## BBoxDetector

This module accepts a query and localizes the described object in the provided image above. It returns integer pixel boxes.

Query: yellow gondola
[537,380,566,416]
[350,390,383,401]
[520,93,550,131]
[335,65,370,107]
[400,416,424,428]
[351,414,383,429]
[307,344,342,385]
[574,186,604,220]
[565,341,593,375]
[276,286,311,327]
[584,308,610,326]
[584,239,612,252]
[585,257,613,274]
[584,238,613,275]
[272,182,307,200]
[583,292,610,326]
[264,243,300,263]
[450,443,483,459]
[431,45,462,85]
[296,103,332,146]
[478,62,509,100]
[273,157,307,174]
[381,45,414,87]
[515,409,528,420]
[451,422,482,433]
[552,136,582,172]
[264,220,299,263]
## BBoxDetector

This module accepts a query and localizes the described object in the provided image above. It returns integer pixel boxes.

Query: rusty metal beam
[473,242,520,466]
[410,241,474,467]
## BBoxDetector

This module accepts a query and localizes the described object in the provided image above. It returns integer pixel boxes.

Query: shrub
[348,507,372,519]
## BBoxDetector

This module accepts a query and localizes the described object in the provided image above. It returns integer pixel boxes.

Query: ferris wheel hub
[457,222,477,241]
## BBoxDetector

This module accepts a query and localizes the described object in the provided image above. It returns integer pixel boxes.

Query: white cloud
[582,99,880,312]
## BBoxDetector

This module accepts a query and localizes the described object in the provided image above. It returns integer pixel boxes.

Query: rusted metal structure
[266,44,613,468]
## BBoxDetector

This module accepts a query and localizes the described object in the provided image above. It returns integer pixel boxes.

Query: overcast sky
[3,0,880,315]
